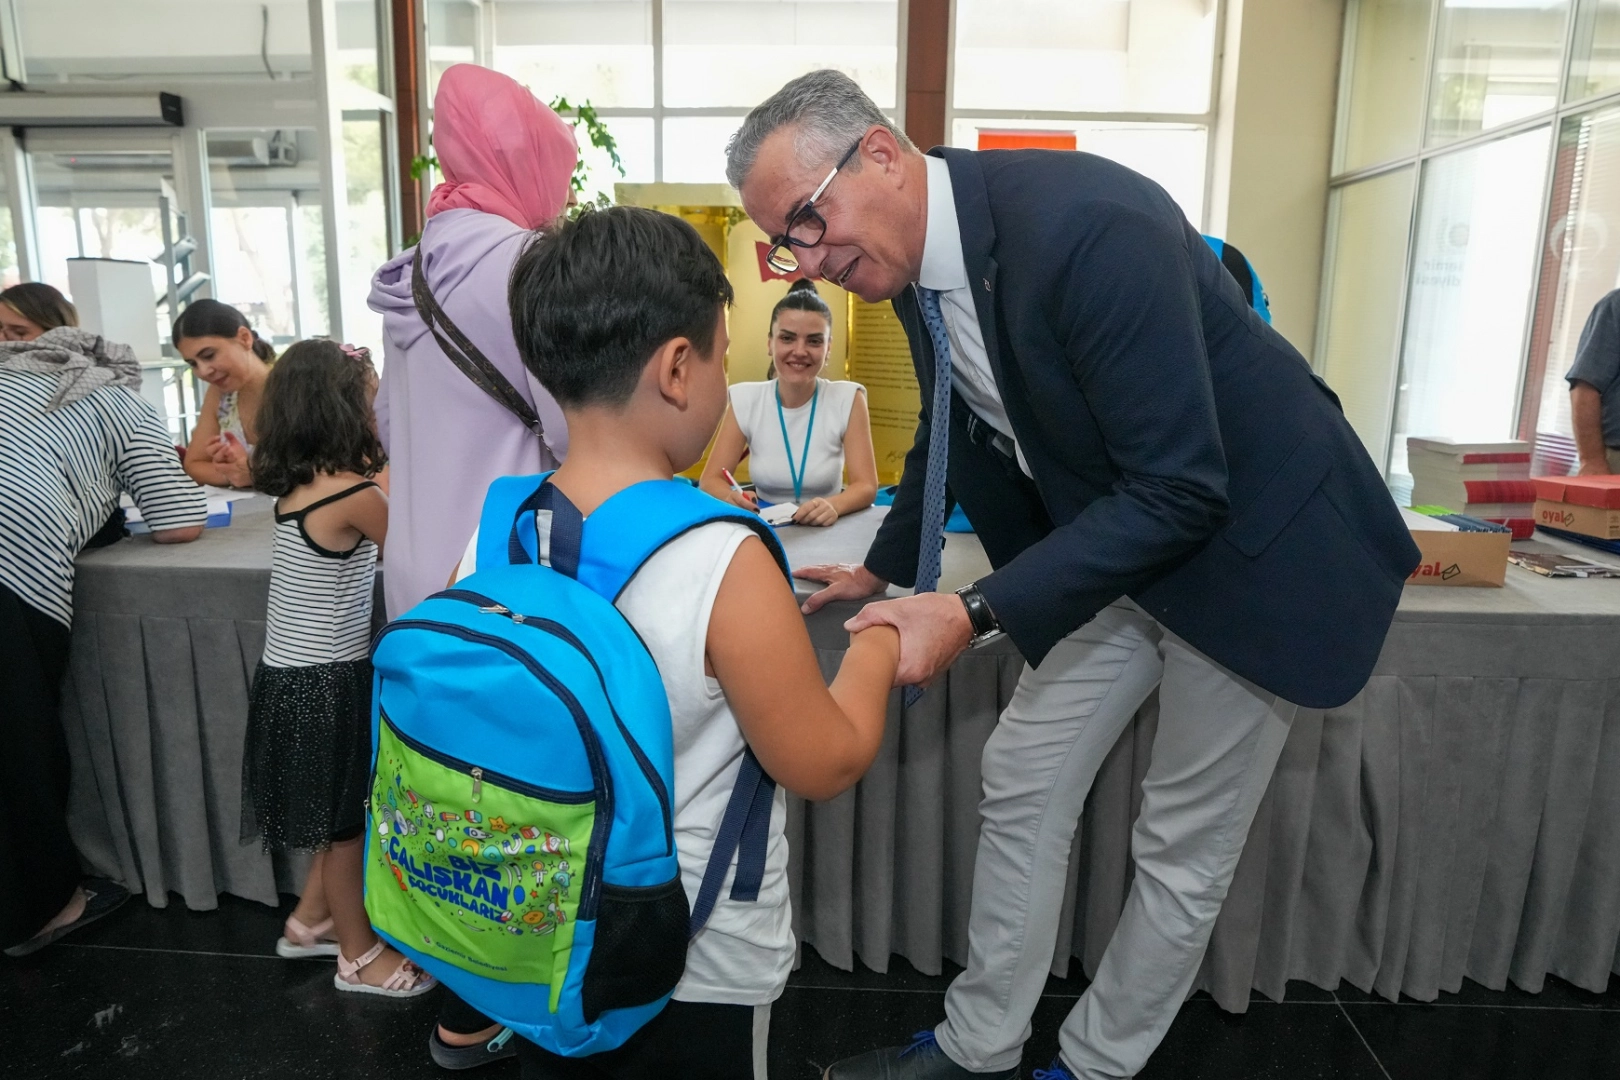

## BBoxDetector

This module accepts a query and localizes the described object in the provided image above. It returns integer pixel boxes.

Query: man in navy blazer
[731,72,1418,1080]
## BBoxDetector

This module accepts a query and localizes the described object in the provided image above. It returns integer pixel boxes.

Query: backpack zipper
[380,711,593,805]
[437,588,676,859]
[375,618,613,918]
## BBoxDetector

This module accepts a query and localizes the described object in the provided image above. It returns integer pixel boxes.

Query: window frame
[424,0,908,186]
[943,0,1228,229]
[1317,0,1620,477]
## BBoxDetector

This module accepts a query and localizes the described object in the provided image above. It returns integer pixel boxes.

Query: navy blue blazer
[864,148,1420,710]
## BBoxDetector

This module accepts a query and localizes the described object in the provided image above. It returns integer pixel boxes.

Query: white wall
[1208,0,1347,359]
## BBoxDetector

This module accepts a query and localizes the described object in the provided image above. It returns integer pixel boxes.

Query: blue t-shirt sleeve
[1566,290,1620,392]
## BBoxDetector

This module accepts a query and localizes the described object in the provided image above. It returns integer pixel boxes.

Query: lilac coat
[370,207,568,617]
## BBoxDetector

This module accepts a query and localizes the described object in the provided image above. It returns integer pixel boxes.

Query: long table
[64,498,1620,1012]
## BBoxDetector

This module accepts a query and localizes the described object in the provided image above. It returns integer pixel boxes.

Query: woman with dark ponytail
[172,298,277,489]
[700,278,877,526]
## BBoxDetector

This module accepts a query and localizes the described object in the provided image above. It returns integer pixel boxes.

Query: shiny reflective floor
[4,893,1619,1079]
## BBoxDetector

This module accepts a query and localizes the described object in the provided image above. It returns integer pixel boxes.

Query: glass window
[1524,106,1620,472]
[950,118,1207,228]
[342,115,390,356]
[663,116,746,183]
[491,1,654,107]
[664,1,898,109]
[1338,0,1433,173]
[1317,167,1417,470]
[0,172,16,288]
[953,0,1216,115]
[577,116,655,204]
[1389,126,1551,481]
[15,0,313,82]
[209,129,325,344]
[1569,0,1620,101]
[336,0,381,95]
[1427,1,1569,147]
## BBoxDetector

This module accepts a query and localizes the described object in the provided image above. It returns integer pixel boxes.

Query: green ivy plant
[407,95,624,220]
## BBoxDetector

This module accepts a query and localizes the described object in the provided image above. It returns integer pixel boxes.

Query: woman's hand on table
[793,497,838,527]
[794,562,888,615]
[725,488,760,513]
[210,433,253,489]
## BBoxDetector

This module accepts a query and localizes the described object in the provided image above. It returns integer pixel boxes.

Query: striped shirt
[0,370,206,627]
[263,482,379,667]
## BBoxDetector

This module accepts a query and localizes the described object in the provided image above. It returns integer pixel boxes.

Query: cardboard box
[1531,476,1620,539]
[1534,500,1620,540]
[1402,509,1510,587]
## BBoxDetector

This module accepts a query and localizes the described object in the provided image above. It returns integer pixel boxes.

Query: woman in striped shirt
[0,326,205,957]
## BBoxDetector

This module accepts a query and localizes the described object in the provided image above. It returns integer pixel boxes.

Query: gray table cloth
[64,497,1620,1013]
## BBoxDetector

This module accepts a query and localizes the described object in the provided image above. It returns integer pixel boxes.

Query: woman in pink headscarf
[369,63,577,622]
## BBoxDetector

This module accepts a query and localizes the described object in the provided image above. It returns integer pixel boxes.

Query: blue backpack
[364,474,787,1056]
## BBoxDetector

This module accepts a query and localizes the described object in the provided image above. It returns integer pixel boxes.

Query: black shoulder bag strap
[410,246,544,438]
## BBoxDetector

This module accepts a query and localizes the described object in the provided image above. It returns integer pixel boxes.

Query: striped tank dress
[241,480,380,853]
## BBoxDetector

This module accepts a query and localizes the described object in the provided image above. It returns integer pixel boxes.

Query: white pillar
[310,0,350,339]
[0,128,39,280]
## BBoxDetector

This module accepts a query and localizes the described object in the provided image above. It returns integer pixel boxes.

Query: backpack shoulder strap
[476,472,554,571]
[576,480,790,601]
[411,246,545,438]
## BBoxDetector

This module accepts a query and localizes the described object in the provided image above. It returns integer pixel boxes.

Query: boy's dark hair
[508,206,734,408]
[172,298,277,362]
[0,282,78,331]
[251,339,386,497]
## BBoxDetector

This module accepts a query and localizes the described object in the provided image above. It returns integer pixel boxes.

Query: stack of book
[1406,436,1535,539]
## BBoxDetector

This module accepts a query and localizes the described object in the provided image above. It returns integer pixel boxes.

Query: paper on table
[1400,507,1460,532]
[761,503,799,526]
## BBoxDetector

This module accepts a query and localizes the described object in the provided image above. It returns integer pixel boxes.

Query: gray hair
[725,69,914,190]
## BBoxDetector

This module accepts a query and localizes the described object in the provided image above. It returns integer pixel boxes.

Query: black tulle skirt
[240,658,373,853]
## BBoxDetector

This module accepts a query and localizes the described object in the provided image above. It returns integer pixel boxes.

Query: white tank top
[730,378,863,505]
[456,516,793,1005]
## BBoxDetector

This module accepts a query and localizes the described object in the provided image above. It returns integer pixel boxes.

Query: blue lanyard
[775,382,819,503]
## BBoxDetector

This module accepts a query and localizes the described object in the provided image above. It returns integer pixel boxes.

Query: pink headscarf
[426,64,578,230]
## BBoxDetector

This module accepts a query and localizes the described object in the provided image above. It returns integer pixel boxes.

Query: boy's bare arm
[708,537,899,801]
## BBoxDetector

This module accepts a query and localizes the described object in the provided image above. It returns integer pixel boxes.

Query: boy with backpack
[366,205,901,1080]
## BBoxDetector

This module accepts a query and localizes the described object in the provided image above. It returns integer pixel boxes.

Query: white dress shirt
[918,155,1030,475]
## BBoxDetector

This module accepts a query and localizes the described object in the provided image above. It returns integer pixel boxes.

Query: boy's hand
[794,562,888,613]
[844,592,973,689]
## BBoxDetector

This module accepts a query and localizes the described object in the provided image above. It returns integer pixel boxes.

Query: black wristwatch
[955,582,1003,645]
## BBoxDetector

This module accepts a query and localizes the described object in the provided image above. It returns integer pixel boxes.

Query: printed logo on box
[1409,560,1464,581]
[1538,506,1576,526]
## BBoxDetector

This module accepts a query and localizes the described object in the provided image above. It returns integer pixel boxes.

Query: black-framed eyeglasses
[764,139,863,275]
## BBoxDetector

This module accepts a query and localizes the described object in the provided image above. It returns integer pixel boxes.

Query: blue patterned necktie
[905,287,955,707]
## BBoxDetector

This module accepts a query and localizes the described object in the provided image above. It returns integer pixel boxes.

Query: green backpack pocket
[366,712,595,1010]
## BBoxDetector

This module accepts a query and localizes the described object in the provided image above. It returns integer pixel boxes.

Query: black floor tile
[769,985,947,1079]
[64,890,296,958]
[1342,1000,1620,1080]
[1035,998,1385,1080]
[2,947,465,1080]
[1332,972,1620,1010]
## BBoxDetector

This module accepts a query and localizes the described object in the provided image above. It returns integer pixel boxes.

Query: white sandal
[333,939,438,998]
[276,913,341,959]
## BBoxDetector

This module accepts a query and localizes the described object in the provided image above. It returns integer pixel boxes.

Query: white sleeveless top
[263,482,379,668]
[456,516,793,1005]
[730,378,863,505]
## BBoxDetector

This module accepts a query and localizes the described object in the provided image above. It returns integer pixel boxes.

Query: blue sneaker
[1031,1059,1077,1080]
[823,1031,1020,1079]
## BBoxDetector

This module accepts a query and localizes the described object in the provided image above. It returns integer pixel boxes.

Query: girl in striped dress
[242,339,433,998]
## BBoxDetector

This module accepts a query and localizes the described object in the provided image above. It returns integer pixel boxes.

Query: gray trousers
[934,599,1297,1078]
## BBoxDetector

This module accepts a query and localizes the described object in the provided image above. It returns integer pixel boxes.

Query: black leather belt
[955,395,1019,467]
